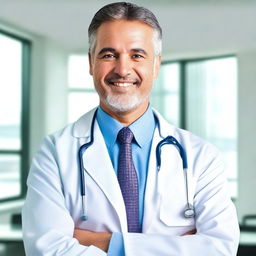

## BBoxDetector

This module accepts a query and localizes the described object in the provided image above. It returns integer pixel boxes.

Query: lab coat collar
[81,120,128,232]
[72,107,178,232]
[72,108,127,231]
[72,107,176,139]
[152,108,176,139]
[72,108,97,138]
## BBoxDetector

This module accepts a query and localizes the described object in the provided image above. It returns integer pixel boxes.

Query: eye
[101,54,116,59]
[132,54,144,59]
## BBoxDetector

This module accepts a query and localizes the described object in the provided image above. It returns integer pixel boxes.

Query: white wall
[29,38,69,158]
[236,50,256,221]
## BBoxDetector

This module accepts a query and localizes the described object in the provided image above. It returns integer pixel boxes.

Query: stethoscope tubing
[78,109,194,220]
[78,110,98,220]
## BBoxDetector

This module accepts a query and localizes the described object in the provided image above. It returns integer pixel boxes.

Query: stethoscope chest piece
[184,204,195,218]
[81,215,88,221]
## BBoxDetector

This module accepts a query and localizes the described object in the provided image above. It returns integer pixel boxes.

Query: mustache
[105,74,141,84]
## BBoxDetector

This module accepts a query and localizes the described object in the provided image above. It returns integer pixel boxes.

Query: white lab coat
[22,108,239,256]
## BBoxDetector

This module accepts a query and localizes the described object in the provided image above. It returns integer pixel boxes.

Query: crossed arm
[73,229,112,252]
[23,135,239,256]
[73,228,197,252]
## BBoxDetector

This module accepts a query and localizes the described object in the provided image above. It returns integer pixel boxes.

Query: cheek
[139,64,155,83]
[94,62,114,80]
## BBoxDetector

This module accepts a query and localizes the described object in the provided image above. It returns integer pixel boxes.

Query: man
[22,2,239,255]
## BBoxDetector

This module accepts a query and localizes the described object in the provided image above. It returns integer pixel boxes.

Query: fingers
[182,229,197,236]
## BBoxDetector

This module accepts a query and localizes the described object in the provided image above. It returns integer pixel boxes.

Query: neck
[100,103,149,126]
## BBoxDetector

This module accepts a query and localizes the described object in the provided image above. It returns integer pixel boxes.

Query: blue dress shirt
[96,106,156,255]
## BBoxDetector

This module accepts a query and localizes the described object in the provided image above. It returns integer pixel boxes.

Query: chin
[103,94,147,113]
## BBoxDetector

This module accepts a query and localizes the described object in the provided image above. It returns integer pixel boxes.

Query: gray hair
[88,2,162,56]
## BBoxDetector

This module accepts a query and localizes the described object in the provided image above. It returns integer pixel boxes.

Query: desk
[0,224,24,256]
[238,231,256,256]
[240,231,256,245]
[0,224,22,242]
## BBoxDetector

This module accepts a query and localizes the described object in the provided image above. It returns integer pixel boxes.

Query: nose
[114,55,132,77]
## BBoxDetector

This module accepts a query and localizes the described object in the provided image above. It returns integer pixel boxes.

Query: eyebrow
[98,48,116,55]
[97,47,148,56]
[131,48,148,56]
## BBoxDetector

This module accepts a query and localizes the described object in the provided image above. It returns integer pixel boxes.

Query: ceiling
[1,0,256,55]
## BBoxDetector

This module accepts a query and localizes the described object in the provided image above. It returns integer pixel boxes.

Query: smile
[112,82,134,87]
[107,79,139,87]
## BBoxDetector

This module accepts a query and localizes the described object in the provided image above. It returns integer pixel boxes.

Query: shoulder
[174,127,224,178]
[38,108,97,153]
[154,109,222,173]
[154,108,219,152]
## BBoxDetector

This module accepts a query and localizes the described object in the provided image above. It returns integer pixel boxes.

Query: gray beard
[103,93,149,113]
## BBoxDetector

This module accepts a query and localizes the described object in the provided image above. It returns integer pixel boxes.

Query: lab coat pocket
[157,146,195,227]
[159,195,195,227]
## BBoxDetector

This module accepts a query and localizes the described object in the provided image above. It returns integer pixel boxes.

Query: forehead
[94,20,155,52]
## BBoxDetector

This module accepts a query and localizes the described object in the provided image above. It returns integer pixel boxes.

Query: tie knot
[117,127,134,144]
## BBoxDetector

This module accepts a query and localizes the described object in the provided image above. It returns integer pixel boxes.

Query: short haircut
[88,2,162,55]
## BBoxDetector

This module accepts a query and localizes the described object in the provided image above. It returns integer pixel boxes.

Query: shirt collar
[129,106,155,147]
[96,105,156,148]
[96,106,123,149]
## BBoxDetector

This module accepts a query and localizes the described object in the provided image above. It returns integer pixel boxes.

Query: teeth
[113,82,134,87]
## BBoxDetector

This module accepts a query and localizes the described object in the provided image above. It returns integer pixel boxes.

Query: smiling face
[89,20,161,122]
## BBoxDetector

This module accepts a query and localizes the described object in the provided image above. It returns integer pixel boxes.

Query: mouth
[110,82,135,87]
[106,79,139,87]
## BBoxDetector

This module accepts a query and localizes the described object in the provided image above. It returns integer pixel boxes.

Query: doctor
[22,2,239,256]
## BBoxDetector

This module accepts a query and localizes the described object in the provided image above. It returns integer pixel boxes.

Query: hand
[73,229,112,252]
[182,229,197,236]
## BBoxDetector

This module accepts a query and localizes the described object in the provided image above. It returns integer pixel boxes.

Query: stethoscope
[78,109,195,221]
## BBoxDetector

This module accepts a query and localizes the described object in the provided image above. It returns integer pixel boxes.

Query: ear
[153,55,162,78]
[88,52,93,75]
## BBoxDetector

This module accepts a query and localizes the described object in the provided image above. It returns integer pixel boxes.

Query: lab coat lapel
[81,120,127,232]
[157,137,187,224]
[142,128,161,232]
[143,110,187,231]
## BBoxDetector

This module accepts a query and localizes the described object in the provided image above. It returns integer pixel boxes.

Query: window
[185,57,238,198]
[152,63,180,126]
[68,55,98,123]
[0,30,30,201]
[153,56,238,198]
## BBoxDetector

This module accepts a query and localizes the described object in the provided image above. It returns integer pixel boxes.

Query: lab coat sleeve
[121,149,240,256]
[22,136,107,256]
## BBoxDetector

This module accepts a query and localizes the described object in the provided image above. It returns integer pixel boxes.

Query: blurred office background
[0,0,256,255]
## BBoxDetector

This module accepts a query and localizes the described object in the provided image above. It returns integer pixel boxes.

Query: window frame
[0,29,31,202]
[161,54,236,129]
